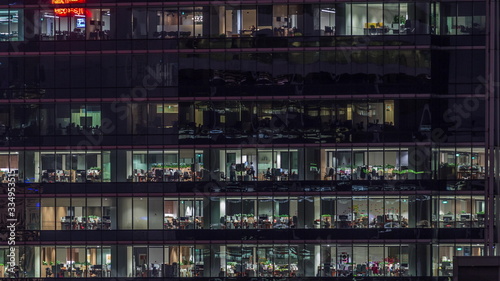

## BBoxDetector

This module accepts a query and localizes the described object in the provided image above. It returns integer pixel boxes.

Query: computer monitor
[460,214,470,221]
[443,215,454,222]
[76,18,85,28]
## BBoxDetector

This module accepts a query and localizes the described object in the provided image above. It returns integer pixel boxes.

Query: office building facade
[0,0,497,279]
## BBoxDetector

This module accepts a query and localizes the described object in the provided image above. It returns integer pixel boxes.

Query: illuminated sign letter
[52,0,86,17]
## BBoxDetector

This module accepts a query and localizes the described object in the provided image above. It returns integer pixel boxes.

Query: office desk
[363,28,389,35]
[336,221,351,229]
[440,221,456,228]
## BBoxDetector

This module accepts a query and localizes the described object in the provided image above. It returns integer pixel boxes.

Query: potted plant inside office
[393,15,406,26]
[399,15,406,24]
[321,214,332,226]
[180,259,194,270]
[392,16,399,25]
[42,261,53,277]
[54,260,65,276]
[83,261,95,277]
[384,164,395,179]
[81,261,92,277]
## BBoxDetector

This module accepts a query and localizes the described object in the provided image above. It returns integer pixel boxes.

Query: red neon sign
[54,8,85,17]
[52,0,85,4]
[52,0,86,17]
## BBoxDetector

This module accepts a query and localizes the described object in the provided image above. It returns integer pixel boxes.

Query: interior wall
[349,4,367,35]
[367,4,383,24]
[0,154,19,169]
[133,198,148,229]
[118,197,132,229]
[149,247,164,265]
[242,9,256,30]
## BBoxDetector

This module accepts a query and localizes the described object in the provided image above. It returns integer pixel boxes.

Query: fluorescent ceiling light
[321,9,336,14]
